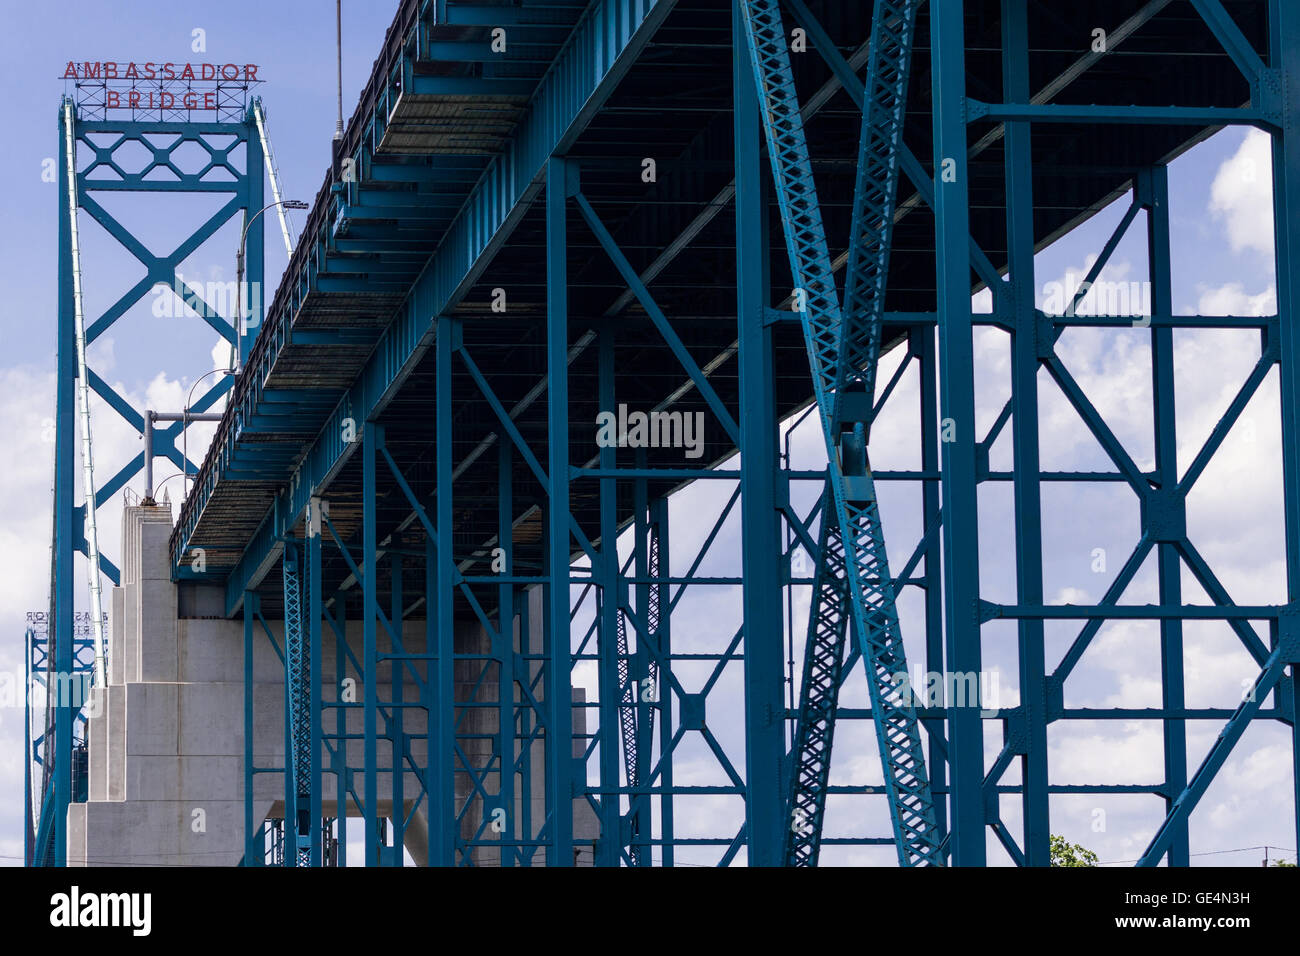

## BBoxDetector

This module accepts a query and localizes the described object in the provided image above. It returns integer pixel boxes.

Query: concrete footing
[69,505,594,866]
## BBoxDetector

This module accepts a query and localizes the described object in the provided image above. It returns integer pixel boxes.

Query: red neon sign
[62,62,260,82]
[60,61,263,114]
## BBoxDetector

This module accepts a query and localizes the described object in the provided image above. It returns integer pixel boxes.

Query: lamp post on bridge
[233,198,309,371]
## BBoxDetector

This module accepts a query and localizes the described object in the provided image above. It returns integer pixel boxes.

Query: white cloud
[1196,281,1276,317]
[1209,128,1275,259]
[0,359,225,864]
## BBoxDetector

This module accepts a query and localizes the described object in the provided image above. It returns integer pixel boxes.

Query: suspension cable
[253,100,296,257]
[62,99,106,689]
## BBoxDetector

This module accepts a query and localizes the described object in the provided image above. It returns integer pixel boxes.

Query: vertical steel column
[632,452,659,865]
[333,597,348,866]
[636,500,661,865]
[23,627,32,867]
[545,156,575,865]
[596,328,622,865]
[52,100,76,867]
[424,528,437,865]
[651,495,673,864]
[1002,0,1049,866]
[930,0,987,865]
[282,539,309,866]
[243,106,266,364]
[1269,0,1300,852]
[733,0,784,867]
[281,544,296,865]
[517,589,535,856]
[497,437,515,866]
[915,327,948,840]
[307,502,323,866]
[434,316,458,865]
[279,615,291,864]
[243,592,257,864]
[1141,165,1190,866]
[390,551,406,860]
[362,424,380,865]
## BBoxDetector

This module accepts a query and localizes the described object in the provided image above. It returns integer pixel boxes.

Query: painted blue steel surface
[929,0,987,869]
[780,0,929,868]
[169,0,680,612]
[233,0,1300,867]
[1000,0,1048,868]
[738,0,943,866]
[1133,0,1300,868]
[35,0,1300,868]
[36,99,260,866]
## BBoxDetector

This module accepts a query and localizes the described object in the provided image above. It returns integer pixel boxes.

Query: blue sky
[0,0,396,372]
[0,0,1290,866]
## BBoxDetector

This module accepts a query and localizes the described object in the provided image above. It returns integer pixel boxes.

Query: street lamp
[141,367,234,506]
[182,366,235,492]
[233,198,309,371]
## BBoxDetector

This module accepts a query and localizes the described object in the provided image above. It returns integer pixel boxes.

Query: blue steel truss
[614,516,660,866]
[281,539,314,866]
[35,96,264,866]
[34,0,1300,869]
[209,0,1296,867]
[738,0,942,865]
[25,613,98,866]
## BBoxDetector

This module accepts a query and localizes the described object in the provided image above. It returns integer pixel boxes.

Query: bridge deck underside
[172,0,1264,618]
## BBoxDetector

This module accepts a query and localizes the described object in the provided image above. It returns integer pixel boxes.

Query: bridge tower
[31,77,269,866]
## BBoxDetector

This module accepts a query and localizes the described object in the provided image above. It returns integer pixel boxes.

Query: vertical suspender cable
[62,100,106,690]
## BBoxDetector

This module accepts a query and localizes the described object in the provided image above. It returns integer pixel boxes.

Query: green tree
[1271,858,1296,867]
[1050,834,1098,867]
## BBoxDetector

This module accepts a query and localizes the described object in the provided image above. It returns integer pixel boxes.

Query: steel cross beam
[952,0,1300,867]
[638,519,663,859]
[785,483,851,865]
[738,0,943,866]
[781,0,926,868]
[1130,0,1300,868]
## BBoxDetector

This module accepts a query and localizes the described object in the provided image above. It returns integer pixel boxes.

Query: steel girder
[782,0,929,869]
[167,0,680,608]
[612,492,662,867]
[282,541,307,865]
[738,0,943,866]
[1131,0,1300,867]
[941,0,1300,867]
[97,0,1300,869]
[784,485,852,865]
[281,531,323,867]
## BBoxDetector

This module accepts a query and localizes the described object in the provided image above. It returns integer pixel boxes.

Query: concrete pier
[68,505,593,866]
